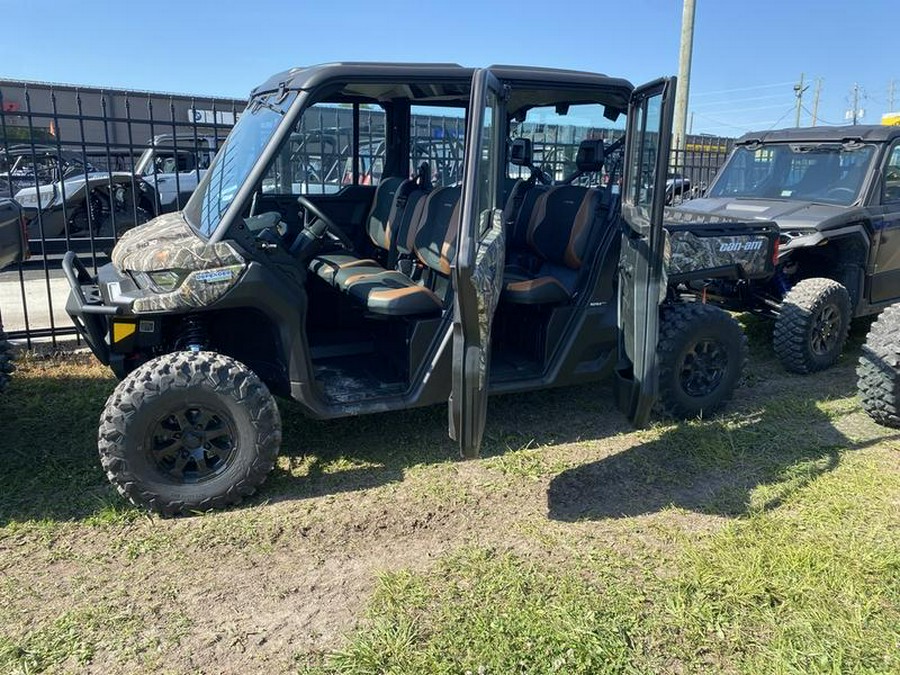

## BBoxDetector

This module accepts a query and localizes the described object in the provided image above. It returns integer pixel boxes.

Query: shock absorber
[175,316,208,353]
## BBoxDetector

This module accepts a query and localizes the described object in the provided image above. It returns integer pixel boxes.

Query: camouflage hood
[111,211,243,273]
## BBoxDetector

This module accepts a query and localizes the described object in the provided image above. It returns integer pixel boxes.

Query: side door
[870,140,900,303]
[615,77,676,426]
[449,69,506,458]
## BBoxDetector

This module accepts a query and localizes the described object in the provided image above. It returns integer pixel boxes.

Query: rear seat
[342,186,461,316]
[502,138,551,275]
[501,139,607,305]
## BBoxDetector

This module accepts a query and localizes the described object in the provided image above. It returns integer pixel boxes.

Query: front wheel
[98,351,282,515]
[657,303,747,419]
[773,278,851,374]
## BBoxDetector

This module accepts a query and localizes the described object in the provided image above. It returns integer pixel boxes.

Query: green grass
[324,548,643,675]
[1,344,898,674]
[314,449,899,675]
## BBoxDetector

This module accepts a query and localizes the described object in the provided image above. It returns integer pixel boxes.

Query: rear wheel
[68,192,107,235]
[0,323,14,393]
[98,351,281,515]
[774,278,851,374]
[657,303,747,418]
[857,304,900,428]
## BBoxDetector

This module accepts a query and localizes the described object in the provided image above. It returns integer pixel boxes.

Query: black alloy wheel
[773,278,851,374]
[149,405,238,483]
[678,338,728,398]
[99,351,282,515]
[657,303,747,418]
[810,302,842,356]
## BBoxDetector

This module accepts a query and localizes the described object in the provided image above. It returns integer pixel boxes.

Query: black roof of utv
[736,124,900,145]
[249,62,634,113]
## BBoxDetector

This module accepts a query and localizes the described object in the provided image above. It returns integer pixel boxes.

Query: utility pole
[889,79,896,112]
[811,78,822,126]
[847,83,863,125]
[794,73,808,127]
[672,0,696,162]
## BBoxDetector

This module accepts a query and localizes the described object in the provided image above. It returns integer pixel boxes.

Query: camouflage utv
[64,63,777,515]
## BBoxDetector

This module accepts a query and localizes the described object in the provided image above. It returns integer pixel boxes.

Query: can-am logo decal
[719,240,764,253]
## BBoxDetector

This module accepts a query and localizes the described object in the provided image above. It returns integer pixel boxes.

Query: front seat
[310,164,431,287]
[342,186,461,316]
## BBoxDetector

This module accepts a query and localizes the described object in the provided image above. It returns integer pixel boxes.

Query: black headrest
[576,139,604,173]
[509,138,533,167]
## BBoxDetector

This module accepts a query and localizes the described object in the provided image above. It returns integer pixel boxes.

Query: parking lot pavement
[0,269,74,338]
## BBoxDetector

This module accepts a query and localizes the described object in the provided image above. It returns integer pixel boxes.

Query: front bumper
[64,252,170,377]
[63,251,119,364]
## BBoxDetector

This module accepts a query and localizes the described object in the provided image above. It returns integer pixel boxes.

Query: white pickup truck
[135,134,221,213]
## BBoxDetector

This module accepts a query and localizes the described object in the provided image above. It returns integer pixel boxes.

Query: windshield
[708,142,876,206]
[184,91,297,237]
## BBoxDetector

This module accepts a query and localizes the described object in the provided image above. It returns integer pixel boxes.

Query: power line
[691,81,796,97]
[690,110,785,132]
[800,104,841,126]
[695,123,779,133]
[691,93,790,109]
[694,103,792,114]
[769,104,799,130]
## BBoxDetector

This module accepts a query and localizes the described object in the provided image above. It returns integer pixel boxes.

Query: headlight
[145,269,186,293]
[131,264,245,313]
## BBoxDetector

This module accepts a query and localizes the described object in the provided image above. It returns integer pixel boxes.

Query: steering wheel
[824,187,856,201]
[296,195,354,249]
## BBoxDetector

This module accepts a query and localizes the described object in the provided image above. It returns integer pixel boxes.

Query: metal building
[0,78,244,153]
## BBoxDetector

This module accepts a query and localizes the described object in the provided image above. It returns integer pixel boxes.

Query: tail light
[772,236,780,266]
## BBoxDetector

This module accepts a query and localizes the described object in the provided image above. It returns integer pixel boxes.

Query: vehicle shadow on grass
[265,380,632,505]
[546,377,895,521]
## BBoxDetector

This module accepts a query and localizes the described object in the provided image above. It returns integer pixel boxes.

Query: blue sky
[1,0,895,137]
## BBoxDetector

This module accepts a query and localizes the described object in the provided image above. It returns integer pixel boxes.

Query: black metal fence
[0,83,732,345]
[0,85,242,346]
[670,136,735,200]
